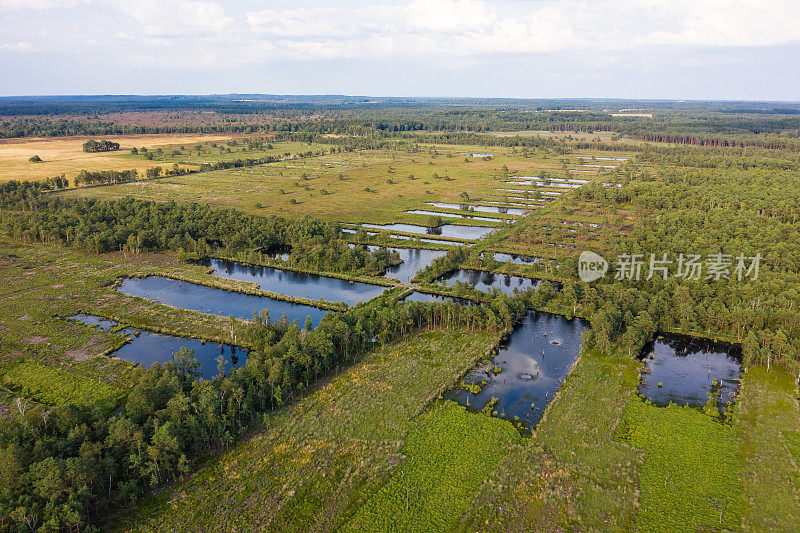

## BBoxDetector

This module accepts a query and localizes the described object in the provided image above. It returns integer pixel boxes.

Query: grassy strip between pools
[343,400,524,532]
[1,361,125,410]
[617,400,743,532]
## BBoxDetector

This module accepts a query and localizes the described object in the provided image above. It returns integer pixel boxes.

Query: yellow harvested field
[0,133,241,182]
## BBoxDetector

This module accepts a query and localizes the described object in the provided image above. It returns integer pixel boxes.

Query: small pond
[358,245,446,283]
[428,202,529,216]
[69,314,246,380]
[199,258,385,305]
[405,210,504,223]
[445,312,588,431]
[401,291,471,304]
[117,276,329,325]
[639,334,742,413]
[491,253,541,265]
[362,223,498,240]
[438,269,541,295]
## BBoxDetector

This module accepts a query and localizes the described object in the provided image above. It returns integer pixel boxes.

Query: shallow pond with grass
[69,314,246,379]
[639,334,742,413]
[445,311,588,431]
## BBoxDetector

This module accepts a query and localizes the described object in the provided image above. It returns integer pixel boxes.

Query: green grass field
[1,361,124,410]
[59,142,624,229]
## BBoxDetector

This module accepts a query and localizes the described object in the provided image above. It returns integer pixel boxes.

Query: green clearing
[737,366,800,529]
[59,143,620,228]
[344,401,522,532]
[617,401,743,532]
[120,330,498,531]
[1,361,124,410]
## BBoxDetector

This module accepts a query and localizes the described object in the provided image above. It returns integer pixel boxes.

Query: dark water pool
[359,246,446,283]
[490,253,541,265]
[199,258,385,305]
[117,276,328,325]
[362,223,498,240]
[427,202,528,216]
[438,269,541,295]
[446,312,588,431]
[69,314,246,379]
[639,334,742,413]
[401,291,472,304]
[405,210,504,223]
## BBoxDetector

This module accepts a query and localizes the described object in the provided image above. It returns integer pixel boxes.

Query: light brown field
[0,133,244,182]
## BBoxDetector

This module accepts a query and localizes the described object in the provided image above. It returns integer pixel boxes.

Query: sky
[1,0,799,100]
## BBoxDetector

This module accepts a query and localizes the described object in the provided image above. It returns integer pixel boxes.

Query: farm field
[0,133,251,182]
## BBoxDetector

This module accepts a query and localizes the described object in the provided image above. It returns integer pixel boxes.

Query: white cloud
[2,0,800,67]
[0,41,34,51]
[120,0,233,34]
[0,0,83,10]
[242,0,800,62]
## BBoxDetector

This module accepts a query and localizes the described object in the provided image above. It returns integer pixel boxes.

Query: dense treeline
[0,182,397,277]
[0,288,528,531]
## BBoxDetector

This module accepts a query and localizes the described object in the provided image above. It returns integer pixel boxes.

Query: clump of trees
[82,139,120,152]
[28,155,41,163]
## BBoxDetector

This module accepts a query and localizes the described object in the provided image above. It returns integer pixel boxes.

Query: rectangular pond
[362,223,498,240]
[358,245,446,283]
[401,291,472,304]
[490,253,542,265]
[117,276,329,326]
[445,312,588,431]
[405,210,504,223]
[199,258,385,306]
[506,181,582,189]
[639,334,742,414]
[69,314,246,380]
[438,269,541,295]
[427,202,529,216]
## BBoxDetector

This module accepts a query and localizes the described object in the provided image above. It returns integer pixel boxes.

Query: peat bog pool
[117,276,329,325]
[361,223,498,240]
[358,245,446,283]
[639,334,742,413]
[438,269,541,295]
[446,311,588,431]
[490,252,542,265]
[401,291,471,304]
[199,258,385,305]
[405,210,504,223]
[427,202,529,216]
[69,314,246,379]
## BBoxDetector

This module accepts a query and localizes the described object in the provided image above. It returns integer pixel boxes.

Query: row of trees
[1,182,402,278]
